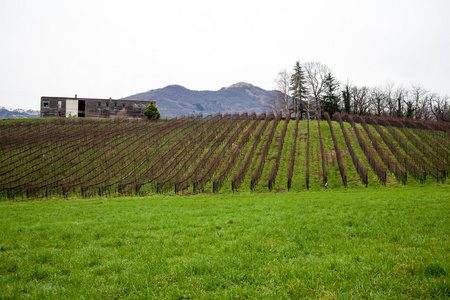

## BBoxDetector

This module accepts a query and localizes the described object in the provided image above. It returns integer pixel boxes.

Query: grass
[0,185,449,299]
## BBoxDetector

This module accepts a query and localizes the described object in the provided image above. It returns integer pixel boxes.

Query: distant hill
[0,107,40,119]
[123,82,278,118]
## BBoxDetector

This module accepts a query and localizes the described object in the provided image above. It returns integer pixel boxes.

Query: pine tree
[144,102,161,120]
[342,83,351,114]
[322,72,341,116]
[289,61,308,114]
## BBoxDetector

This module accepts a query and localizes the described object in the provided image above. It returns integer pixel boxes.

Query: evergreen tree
[322,72,341,116]
[405,101,414,119]
[396,95,403,118]
[289,61,308,114]
[144,102,161,120]
[342,83,351,114]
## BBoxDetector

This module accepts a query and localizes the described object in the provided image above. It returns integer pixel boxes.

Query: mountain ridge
[0,82,277,119]
[0,107,40,119]
[123,82,278,118]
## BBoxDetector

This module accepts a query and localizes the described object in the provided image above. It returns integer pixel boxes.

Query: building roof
[41,96,152,102]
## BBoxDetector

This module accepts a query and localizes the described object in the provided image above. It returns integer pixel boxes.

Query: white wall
[66,99,78,117]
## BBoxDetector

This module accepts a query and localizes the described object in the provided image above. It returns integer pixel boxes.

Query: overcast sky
[1,0,449,110]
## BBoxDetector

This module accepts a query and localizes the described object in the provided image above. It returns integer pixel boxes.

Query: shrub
[117,109,128,118]
[144,102,161,120]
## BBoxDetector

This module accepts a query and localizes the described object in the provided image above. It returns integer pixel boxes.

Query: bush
[117,109,128,118]
[144,102,160,120]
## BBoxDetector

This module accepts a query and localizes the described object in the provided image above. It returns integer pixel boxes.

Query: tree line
[269,61,450,122]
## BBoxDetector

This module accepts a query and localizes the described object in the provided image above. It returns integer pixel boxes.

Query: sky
[1,0,449,110]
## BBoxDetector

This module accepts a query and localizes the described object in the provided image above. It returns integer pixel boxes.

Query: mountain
[123,82,278,118]
[0,107,40,119]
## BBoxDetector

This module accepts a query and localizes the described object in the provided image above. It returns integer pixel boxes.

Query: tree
[430,95,450,122]
[289,61,308,114]
[342,82,351,114]
[384,82,397,117]
[266,91,286,114]
[405,100,414,119]
[409,84,430,120]
[321,72,340,116]
[369,86,386,116]
[273,69,291,116]
[144,102,161,120]
[351,86,370,115]
[401,87,415,119]
[395,88,405,118]
[303,61,330,115]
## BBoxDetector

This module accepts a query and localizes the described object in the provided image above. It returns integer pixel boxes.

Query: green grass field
[1,186,449,299]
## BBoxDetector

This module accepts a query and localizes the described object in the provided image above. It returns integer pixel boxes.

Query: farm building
[40,96,155,118]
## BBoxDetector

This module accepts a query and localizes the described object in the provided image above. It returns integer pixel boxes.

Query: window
[106,103,110,110]
[43,101,49,108]
[114,103,117,110]
[122,103,126,109]
[58,101,62,109]
[134,103,140,108]
[98,102,101,108]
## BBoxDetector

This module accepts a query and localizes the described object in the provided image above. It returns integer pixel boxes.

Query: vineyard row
[0,113,448,199]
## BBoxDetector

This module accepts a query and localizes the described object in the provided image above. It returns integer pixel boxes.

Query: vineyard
[0,113,449,199]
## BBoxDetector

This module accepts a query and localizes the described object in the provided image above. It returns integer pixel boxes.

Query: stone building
[40,95,154,118]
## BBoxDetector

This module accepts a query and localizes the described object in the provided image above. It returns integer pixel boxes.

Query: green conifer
[322,72,341,116]
[144,102,161,120]
[290,61,308,114]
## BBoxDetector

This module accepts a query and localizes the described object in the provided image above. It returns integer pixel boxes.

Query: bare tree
[409,84,430,120]
[351,86,370,115]
[430,95,450,122]
[265,91,286,114]
[421,93,434,121]
[422,92,437,121]
[278,61,448,122]
[369,86,387,116]
[273,69,291,116]
[303,61,330,115]
[384,81,397,117]
[394,86,407,118]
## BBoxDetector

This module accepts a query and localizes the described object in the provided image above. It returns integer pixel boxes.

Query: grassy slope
[1,118,448,198]
[1,186,449,299]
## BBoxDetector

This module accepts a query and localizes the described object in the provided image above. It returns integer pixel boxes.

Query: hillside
[0,113,448,199]
[123,82,278,118]
[0,107,39,119]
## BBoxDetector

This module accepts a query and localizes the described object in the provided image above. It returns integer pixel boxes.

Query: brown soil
[326,150,336,166]
[181,190,212,196]
[181,192,199,196]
